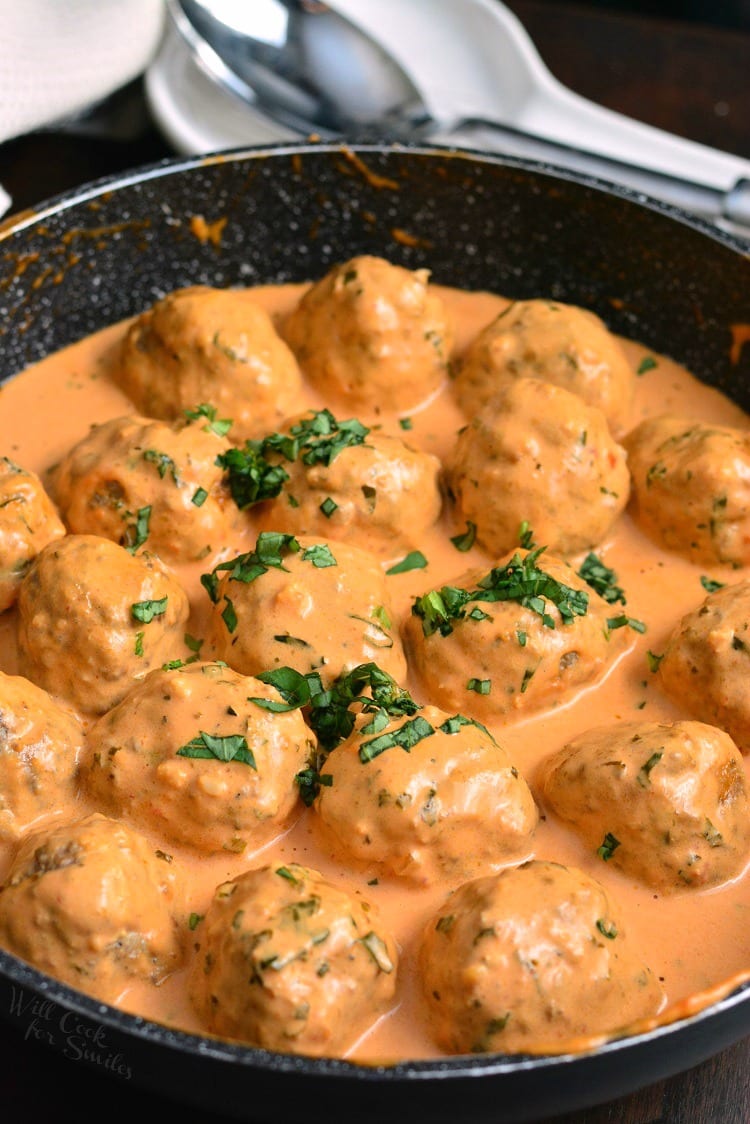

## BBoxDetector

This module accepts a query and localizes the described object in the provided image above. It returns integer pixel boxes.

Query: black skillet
[0,142,749,1124]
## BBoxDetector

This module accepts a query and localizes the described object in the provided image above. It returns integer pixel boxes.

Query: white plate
[145,19,301,155]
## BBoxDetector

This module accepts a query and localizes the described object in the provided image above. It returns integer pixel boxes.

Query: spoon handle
[434,118,750,238]
[331,0,750,236]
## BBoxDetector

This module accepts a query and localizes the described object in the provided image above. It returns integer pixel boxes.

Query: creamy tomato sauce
[1,280,749,1064]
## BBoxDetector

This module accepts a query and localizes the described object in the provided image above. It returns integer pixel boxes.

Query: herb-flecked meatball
[51,413,244,564]
[315,703,538,884]
[253,409,442,555]
[541,720,750,891]
[418,860,663,1055]
[189,862,398,1055]
[0,813,183,1003]
[205,531,406,685]
[281,256,453,416]
[16,534,190,715]
[623,415,750,566]
[115,285,302,440]
[0,457,65,612]
[452,299,635,435]
[657,579,750,751]
[446,378,630,559]
[403,547,630,723]
[84,662,314,855]
[0,671,84,845]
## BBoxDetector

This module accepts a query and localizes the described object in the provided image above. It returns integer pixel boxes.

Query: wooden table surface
[1,3,749,1123]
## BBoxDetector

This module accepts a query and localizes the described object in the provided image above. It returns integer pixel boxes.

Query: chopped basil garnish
[248,666,317,713]
[360,931,394,973]
[359,714,435,763]
[176,731,257,768]
[134,630,144,657]
[637,750,663,787]
[578,552,626,605]
[216,443,289,509]
[131,596,168,623]
[412,546,588,638]
[450,521,477,552]
[637,356,658,375]
[348,613,394,649]
[143,449,178,482]
[607,614,646,634]
[386,550,428,575]
[319,496,338,518]
[597,832,621,861]
[438,713,498,745]
[124,505,152,553]
[466,677,491,695]
[646,649,664,673]
[222,597,238,634]
[251,662,423,799]
[191,486,209,507]
[372,604,392,630]
[646,462,667,487]
[295,764,333,806]
[201,532,301,602]
[520,667,536,693]
[262,408,369,467]
[700,575,725,593]
[184,403,233,437]
[273,634,312,648]
[596,919,618,939]
[518,521,536,550]
[275,866,301,885]
[302,543,337,568]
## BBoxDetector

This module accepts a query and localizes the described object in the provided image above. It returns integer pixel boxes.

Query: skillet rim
[0,139,749,1100]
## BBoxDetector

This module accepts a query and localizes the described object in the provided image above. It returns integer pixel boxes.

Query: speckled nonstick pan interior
[0,142,749,1124]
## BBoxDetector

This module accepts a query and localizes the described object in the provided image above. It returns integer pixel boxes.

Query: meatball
[403,546,630,723]
[84,662,314,855]
[541,720,750,891]
[16,534,190,715]
[623,415,750,566]
[657,579,750,751]
[314,703,538,884]
[0,813,183,1003]
[418,860,663,1055]
[446,378,629,559]
[205,531,406,685]
[0,457,65,612]
[281,256,453,416]
[0,672,84,845]
[51,414,244,564]
[253,408,442,554]
[115,285,302,440]
[189,862,398,1056]
[452,299,635,436]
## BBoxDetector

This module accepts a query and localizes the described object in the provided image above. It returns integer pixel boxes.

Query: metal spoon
[169,0,750,232]
[168,0,429,138]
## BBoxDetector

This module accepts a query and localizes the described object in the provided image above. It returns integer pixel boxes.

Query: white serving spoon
[330,0,750,232]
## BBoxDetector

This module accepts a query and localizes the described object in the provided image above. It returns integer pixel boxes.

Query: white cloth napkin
[0,0,165,144]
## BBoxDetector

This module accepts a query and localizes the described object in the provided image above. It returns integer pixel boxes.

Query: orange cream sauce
[1,282,750,1064]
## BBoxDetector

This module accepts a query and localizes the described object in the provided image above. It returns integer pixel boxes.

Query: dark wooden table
[1,3,749,1122]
